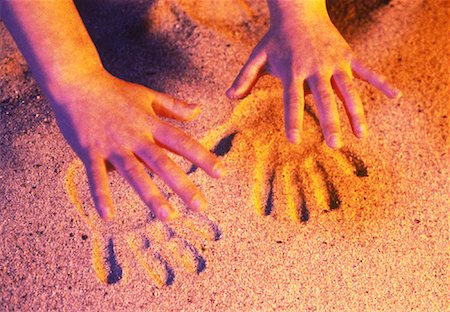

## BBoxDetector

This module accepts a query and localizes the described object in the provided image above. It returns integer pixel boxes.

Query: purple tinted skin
[1,0,225,221]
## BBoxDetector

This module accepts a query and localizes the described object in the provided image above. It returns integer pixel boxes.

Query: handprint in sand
[190,80,369,222]
[65,160,220,287]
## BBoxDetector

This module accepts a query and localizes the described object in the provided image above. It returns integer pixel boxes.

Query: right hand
[227,0,400,148]
[50,69,225,221]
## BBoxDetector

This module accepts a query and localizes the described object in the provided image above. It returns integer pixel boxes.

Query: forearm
[0,0,103,97]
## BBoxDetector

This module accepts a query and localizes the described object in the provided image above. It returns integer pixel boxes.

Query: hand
[51,69,225,221]
[227,0,401,149]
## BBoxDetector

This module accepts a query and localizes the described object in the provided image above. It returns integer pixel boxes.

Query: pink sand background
[1,0,448,310]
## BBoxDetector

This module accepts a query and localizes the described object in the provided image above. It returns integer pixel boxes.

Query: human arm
[1,0,225,220]
[227,0,401,148]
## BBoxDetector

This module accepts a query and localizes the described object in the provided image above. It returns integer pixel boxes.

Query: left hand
[50,68,225,221]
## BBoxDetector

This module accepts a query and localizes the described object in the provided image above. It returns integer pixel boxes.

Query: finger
[108,152,176,221]
[332,71,368,138]
[151,120,226,178]
[282,75,305,144]
[226,47,267,99]
[351,59,402,99]
[135,144,208,212]
[152,92,200,121]
[84,157,114,220]
[308,75,343,149]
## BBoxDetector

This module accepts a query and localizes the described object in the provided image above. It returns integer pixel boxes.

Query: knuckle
[145,192,161,206]
[178,135,194,149]
[350,112,365,124]
[122,160,140,175]
[323,122,339,133]
[318,89,334,104]
[166,96,178,111]
[292,61,306,78]
[333,70,344,81]
[284,89,303,108]
[346,87,360,103]
[350,106,365,118]
[243,63,260,80]
[149,152,169,169]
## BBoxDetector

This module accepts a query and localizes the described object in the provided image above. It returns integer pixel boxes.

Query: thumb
[152,92,200,121]
[226,48,267,100]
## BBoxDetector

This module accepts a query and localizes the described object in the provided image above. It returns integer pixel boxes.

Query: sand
[1,0,448,311]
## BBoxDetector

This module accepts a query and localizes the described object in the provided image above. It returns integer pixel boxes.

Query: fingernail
[99,211,108,221]
[158,206,169,221]
[226,87,235,99]
[388,88,402,99]
[213,162,227,178]
[101,207,114,221]
[190,194,206,212]
[356,124,368,138]
[327,134,343,149]
[287,129,301,144]
[226,87,243,100]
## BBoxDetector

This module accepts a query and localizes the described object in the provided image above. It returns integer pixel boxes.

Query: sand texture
[1,0,449,311]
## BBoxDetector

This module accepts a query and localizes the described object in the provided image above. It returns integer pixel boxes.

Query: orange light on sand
[64,79,371,286]
[197,85,369,223]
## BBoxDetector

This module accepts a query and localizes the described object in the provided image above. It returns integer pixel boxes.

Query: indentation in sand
[191,82,369,222]
[65,160,220,287]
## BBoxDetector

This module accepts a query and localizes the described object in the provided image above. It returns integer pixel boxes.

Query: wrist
[43,64,107,111]
[267,0,329,27]
[41,52,104,98]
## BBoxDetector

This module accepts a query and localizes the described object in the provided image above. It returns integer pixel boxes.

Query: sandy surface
[1,0,448,311]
